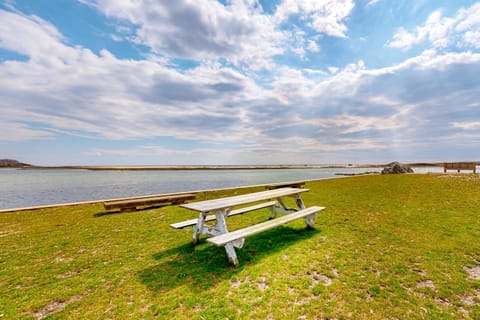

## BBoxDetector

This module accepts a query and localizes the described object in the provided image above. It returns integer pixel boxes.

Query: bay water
[0,166,445,210]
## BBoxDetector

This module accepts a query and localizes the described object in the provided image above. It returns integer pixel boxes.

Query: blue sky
[1,0,480,165]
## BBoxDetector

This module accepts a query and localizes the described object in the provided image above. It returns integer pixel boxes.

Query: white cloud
[387,10,454,49]
[275,0,355,38]
[307,39,320,53]
[269,65,321,104]
[0,121,53,141]
[327,66,339,74]
[303,68,328,76]
[388,3,480,50]
[455,3,480,32]
[307,112,410,134]
[452,121,480,130]
[289,26,307,59]
[462,30,480,48]
[81,0,286,70]
[0,9,80,66]
[424,11,455,48]
[80,0,354,70]
[387,27,420,49]
[309,1,355,38]
[0,9,268,144]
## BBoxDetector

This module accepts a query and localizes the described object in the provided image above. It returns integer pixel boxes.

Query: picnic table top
[180,187,309,213]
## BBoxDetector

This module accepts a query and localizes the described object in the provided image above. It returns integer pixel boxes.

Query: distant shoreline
[15,163,446,171]
[2,158,473,171]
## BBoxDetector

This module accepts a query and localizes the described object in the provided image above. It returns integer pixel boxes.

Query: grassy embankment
[0,174,479,319]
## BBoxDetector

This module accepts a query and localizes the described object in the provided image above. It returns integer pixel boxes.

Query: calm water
[0,167,446,210]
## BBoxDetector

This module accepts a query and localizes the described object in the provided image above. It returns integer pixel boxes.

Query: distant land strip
[2,159,476,171]
[20,165,378,170]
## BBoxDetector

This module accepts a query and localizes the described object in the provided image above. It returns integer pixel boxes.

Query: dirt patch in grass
[460,289,480,306]
[56,270,81,279]
[464,266,480,280]
[32,295,83,319]
[416,280,436,290]
[54,256,74,264]
[435,297,453,307]
[309,271,332,286]
[228,276,249,296]
[0,230,22,237]
[461,296,476,306]
[256,276,269,291]
[230,277,244,289]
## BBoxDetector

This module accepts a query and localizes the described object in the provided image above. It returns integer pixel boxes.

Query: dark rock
[381,161,414,174]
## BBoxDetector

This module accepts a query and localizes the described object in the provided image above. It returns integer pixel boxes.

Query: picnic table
[170,187,324,265]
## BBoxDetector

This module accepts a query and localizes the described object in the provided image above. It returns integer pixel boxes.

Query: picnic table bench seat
[207,205,325,247]
[104,194,196,212]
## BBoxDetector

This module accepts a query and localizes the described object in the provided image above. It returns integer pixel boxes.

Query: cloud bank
[1,1,479,165]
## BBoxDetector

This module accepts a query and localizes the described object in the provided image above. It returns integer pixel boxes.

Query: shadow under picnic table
[138,225,321,292]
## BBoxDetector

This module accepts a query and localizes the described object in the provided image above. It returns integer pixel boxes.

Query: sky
[1,0,480,166]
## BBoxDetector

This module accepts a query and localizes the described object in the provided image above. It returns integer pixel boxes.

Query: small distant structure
[443,162,477,174]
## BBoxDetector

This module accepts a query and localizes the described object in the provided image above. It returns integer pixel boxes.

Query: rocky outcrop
[381,161,414,174]
[0,159,32,168]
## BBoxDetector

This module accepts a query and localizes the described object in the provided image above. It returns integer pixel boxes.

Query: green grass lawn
[1,174,479,319]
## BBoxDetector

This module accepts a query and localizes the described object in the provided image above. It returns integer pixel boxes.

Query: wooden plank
[170,201,277,229]
[265,181,306,190]
[181,187,309,212]
[207,206,325,246]
[104,194,196,210]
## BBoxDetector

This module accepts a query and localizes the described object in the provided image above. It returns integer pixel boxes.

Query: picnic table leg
[275,198,296,215]
[192,212,205,244]
[214,209,241,265]
[295,195,315,228]
[269,201,279,219]
[214,209,244,248]
[295,195,305,210]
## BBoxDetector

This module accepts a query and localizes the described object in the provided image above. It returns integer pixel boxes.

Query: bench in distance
[104,194,196,212]
[265,181,306,190]
[443,162,477,173]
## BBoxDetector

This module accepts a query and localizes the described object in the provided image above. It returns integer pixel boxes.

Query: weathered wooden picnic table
[104,194,195,212]
[170,187,324,265]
